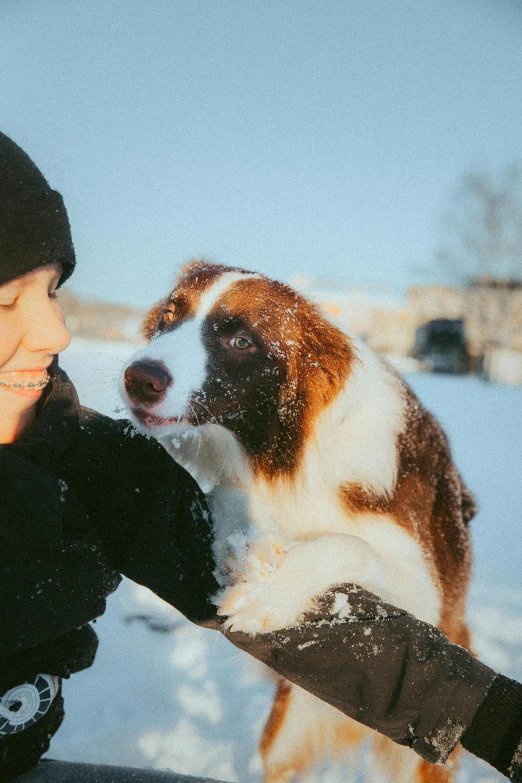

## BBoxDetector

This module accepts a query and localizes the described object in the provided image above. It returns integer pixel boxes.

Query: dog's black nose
[124,360,172,405]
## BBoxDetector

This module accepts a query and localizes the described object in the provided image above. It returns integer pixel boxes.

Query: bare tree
[437,165,522,286]
[435,165,522,364]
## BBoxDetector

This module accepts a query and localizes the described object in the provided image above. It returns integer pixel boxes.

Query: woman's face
[0,263,71,438]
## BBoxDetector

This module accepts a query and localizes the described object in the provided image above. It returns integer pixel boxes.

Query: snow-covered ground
[49,339,522,782]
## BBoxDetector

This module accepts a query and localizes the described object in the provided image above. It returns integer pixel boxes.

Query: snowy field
[49,339,522,782]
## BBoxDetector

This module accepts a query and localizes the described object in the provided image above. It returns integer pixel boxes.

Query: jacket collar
[0,363,82,553]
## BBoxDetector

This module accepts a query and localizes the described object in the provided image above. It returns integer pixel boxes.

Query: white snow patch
[138,718,235,781]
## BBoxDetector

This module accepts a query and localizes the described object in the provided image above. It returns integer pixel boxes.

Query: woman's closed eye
[0,290,58,309]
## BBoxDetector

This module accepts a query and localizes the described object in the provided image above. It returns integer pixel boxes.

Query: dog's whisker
[193,398,220,428]
[187,403,203,461]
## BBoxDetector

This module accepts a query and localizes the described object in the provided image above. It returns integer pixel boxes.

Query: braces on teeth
[0,372,50,391]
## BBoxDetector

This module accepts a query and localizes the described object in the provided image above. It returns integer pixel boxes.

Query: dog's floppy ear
[142,300,164,341]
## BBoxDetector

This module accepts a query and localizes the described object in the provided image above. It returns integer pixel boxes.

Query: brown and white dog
[121,261,474,783]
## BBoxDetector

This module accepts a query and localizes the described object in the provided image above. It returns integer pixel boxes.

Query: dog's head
[122,261,355,478]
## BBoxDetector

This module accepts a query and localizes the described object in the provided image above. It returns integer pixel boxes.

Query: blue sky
[1,0,521,307]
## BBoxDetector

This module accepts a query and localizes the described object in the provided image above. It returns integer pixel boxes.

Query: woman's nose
[23,299,71,356]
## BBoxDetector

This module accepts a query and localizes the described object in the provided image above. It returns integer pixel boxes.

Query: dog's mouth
[131,408,184,429]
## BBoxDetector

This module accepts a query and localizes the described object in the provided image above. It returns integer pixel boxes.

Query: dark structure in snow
[414,318,470,374]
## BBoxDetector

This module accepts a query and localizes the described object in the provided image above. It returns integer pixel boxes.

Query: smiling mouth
[0,370,51,398]
[132,409,183,428]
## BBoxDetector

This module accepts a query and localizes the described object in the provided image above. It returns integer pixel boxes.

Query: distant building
[407,282,522,382]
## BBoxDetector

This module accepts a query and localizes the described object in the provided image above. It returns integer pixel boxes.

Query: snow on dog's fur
[121,261,474,783]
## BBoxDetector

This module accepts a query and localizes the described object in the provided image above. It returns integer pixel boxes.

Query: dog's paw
[216,567,312,634]
[240,536,285,581]
[221,534,285,586]
[215,532,399,634]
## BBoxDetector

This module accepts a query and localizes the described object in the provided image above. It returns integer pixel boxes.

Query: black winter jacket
[0,367,219,779]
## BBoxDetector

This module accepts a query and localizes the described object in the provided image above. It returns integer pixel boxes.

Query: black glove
[221,584,496,767]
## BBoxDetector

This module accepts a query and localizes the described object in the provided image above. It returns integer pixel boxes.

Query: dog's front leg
[216,533,401,634]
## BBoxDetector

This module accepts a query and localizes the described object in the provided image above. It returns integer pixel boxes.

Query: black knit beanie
[0,132,75,287]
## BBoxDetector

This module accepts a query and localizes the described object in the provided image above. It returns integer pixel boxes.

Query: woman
[0,132,219,781]
[1,131,521,782]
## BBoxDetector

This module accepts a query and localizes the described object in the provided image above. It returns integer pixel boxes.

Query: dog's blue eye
[230,337,252,350]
